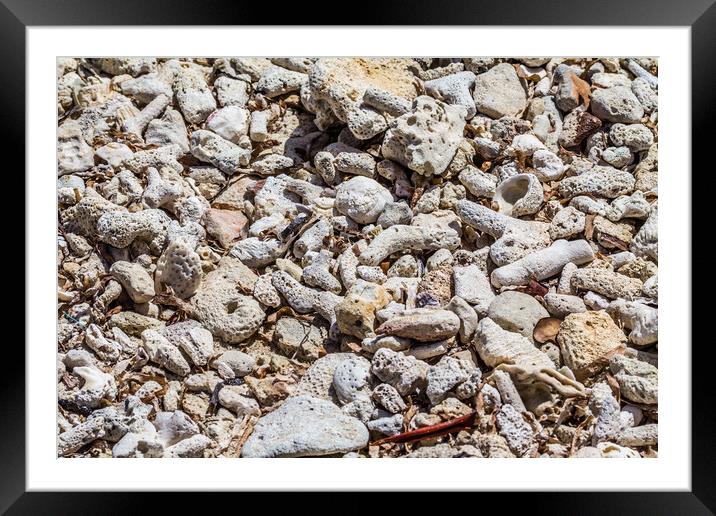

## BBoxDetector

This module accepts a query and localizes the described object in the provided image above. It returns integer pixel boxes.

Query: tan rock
[245,375,293,406]
[335,280,392,338]
[617,257,658,282]
[417,265,453,306]
[181,392,210,420]
[202,208,248,248]
[557,310,626,380]
[309,58,419,120]
[212,176,259,211]
[593,215,634,249]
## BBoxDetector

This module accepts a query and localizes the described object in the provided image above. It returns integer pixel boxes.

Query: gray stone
[495,403,533,456]
[332,355,373,405]
[371,383,406,414]
[544,293,587,318]
[426,355,476,405]
[591,86,644,123]
[273,317,327,361]
[371,348,429,396]
[295,353,355,401]
[487,290,549,342]
[109,261,155,304]
[241,395,369,457]
[212,349,256,377]
[472,63,527,119]
[377,201,413,228]
[366,414,403,436]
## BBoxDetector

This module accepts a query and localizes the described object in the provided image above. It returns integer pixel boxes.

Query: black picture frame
[6,0,710,512]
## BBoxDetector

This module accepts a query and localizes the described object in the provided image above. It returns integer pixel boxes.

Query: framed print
[7,0,712,512]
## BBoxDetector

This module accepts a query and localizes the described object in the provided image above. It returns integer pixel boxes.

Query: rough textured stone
[335,176,393,224]
[591,86,644,123]
[241,395,369,457]
[191,258,264,344]
[382,96,466,177]
[371,348,429,396]
[335,280,392,339]
[557,310,627,380]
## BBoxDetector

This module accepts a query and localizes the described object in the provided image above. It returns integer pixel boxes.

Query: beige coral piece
[556,310,627,381]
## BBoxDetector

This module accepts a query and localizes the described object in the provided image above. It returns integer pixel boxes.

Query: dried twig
[371,411,477,446]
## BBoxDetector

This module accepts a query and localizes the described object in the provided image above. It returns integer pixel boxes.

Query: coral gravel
[57,57,658,458]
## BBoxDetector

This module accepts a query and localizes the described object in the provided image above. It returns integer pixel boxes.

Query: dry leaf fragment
[525,279,549,297]
[569,72,591,109]
[584,214,596,240]
[533,317,562,344]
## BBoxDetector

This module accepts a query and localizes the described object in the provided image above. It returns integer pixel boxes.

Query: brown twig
[371,411,477,446]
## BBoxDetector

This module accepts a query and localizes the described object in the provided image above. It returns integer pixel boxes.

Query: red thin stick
[370,411,477,446]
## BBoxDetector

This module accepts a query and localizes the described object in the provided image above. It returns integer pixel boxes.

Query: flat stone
[487,291,549,342]
[202,208,248,248]
[472,63,527,119]
[241,395,369,457]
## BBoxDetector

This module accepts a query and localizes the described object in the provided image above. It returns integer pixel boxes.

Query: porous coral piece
[141,330,191,377]
[307,57,419,125]
[256,66,308,98]
[57,122,95,175]
[94,58,156,77]
[173,67,216,124]
[591,86,644,123]
[191,257,264,344]
[142,167,185,209]
[271,270,319,314]
[609,355,658,405]
[335,280,392,338]
[496,403,533,456]
[122,145,184,174]
[155,237,203,299]
[571,268,643,300]
[456,200,551,266]
[630,205,658,262]
[426,355,479,404]
[190,129,252,175]
[302,251,342,294]
[382,95,467,177]
[589,382,625,444]
[607,299,658,346]
[557,310,627,380]
[424,71,477,119]
[371,348,430,396]
[161,320,214,367]
[359,225,461,266]
[96,209,171,254]
[558,166,636,199]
